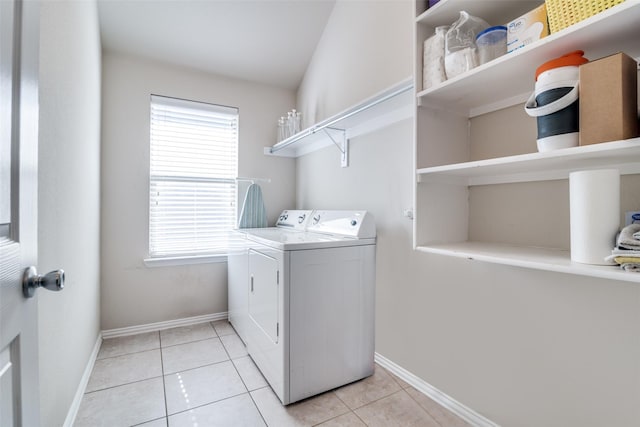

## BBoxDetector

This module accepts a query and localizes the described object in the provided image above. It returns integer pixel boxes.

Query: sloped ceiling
[97,0,336,89]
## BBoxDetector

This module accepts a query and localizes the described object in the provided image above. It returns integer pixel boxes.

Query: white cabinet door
[248,249,279,344]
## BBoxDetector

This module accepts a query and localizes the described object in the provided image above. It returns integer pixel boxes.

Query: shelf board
[416,241,640,284]
[266,78,413,158]
[417,138,640,186]
[416,1,640,117]
[416,0,541,28]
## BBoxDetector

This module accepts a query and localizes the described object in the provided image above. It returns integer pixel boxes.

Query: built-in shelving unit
[416,242,640,284]
[265,78,413,163]
[413,0,640,281]
[416,1,640,117]
[417,138,640,186]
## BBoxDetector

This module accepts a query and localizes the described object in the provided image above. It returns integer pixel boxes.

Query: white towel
[621,263,640,272]
[610,248,640,256]
[617,224,640,249]
[238,183,267,229]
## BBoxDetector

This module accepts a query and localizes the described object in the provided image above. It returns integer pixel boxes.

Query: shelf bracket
[323,127,348,167]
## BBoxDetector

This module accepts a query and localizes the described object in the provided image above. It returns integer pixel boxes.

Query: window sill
[143,254,227,267]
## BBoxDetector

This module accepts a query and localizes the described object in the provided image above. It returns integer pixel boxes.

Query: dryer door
[248,248,279,344]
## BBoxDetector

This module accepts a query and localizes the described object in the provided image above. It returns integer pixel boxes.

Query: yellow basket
[545,0,626,33]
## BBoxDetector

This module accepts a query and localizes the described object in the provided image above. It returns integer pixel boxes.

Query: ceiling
[97,0,337,90]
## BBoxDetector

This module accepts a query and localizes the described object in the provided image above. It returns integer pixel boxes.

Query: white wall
[38,1,102,426]
[296,0,412,127]
[101,52,296,329]
[295,1,640,426]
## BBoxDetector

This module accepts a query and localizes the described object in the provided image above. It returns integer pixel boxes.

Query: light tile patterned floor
[74,321,472,427]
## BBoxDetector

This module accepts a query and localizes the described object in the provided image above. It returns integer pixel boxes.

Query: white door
[1,1,41,425]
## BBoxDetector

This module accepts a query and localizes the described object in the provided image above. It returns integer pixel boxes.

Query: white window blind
[149,95,238,258]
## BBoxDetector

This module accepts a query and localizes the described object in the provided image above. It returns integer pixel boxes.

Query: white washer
[228,210,376,405]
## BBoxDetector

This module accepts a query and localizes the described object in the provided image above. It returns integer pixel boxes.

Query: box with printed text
[506,4,549,53]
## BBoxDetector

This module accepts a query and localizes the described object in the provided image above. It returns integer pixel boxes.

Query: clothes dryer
[228,210,311,343]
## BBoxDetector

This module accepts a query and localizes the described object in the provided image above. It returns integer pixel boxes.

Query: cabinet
[413,0,640,283]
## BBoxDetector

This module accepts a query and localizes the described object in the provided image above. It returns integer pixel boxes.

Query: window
[149,95,238,259]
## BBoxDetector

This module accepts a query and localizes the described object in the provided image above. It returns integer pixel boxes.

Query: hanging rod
[152,176,271,184]
[235,176,271,184]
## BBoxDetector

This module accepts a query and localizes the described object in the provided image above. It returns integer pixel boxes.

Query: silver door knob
[22,267,65,298]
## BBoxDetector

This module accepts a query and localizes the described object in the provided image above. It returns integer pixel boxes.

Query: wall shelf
[416,242,640,284]
[417,138,640,186]
[416,0,541,27]
[265,78,413,160]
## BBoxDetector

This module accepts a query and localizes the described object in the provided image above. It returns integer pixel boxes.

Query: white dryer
[229,210,376,405]
[228,210,311,344]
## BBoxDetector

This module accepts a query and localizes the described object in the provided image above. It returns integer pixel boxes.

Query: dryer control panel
[275,210,313,230]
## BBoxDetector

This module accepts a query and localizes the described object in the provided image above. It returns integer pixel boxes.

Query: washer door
[248,249,279,344]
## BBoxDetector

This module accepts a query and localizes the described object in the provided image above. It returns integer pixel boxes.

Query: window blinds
[149,95,238,257]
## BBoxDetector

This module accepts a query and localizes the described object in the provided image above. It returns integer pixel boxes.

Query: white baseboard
[101,311,228,339]
[63,332,102,427]
[374,353,500,427]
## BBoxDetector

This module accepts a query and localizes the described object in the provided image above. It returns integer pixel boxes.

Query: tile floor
[75,321,472,427]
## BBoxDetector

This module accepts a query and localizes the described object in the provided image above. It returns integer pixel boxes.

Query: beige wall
[295,1,640,426]
[38,1,102,425]
[100,52,296,329]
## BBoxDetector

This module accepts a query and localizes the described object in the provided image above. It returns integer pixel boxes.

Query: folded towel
[617,224,640,250]
[611,248,640,256]
[615,256,640,264]
[605,252,640,264]
[238,183,267,229]
[621,263,640,272]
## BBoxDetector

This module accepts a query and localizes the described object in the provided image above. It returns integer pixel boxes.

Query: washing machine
[228,210,312,344]
[230,210,376,405]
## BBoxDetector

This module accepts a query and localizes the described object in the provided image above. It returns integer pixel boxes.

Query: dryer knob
[298,214,306,223]
[350,219,357,226]
[313,214,320,224]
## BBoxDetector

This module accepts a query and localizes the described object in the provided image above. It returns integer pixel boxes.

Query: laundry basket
[545,0,626,33]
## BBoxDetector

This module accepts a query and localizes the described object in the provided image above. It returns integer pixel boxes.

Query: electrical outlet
[625,211,640,226]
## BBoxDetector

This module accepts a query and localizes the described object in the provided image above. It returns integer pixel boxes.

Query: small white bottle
[277,117,285,142]
[292,110,301,134]
[287,111,294,137]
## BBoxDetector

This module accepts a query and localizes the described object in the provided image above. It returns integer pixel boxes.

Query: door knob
[22,267,65,298]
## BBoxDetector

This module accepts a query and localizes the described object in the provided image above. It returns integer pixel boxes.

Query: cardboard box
[506,4,550,53]
[579,53,639,146]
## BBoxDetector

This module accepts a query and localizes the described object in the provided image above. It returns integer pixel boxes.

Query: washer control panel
[307,210,375,238]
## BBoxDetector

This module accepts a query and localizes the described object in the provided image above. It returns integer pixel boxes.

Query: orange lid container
[535,50,589,80]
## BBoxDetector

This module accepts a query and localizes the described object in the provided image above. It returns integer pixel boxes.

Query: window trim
[143,254,228,268]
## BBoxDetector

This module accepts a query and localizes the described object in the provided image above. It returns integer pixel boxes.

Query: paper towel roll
[569,169,620,265]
